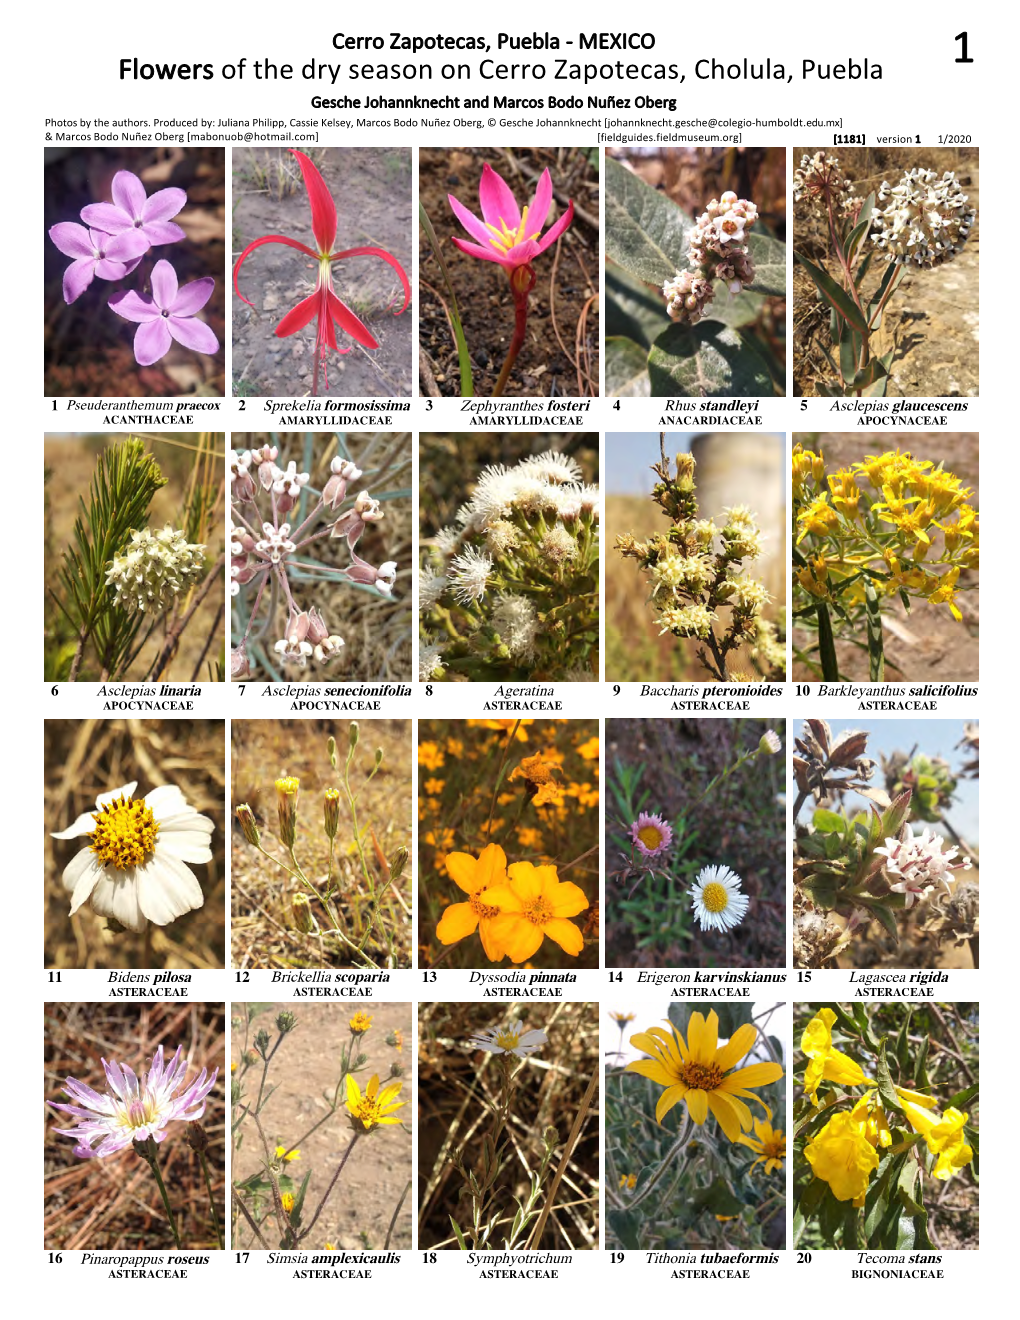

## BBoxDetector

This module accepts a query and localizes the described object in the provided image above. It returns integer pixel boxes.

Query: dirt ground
[793,148,979,397]
[792,431,979,681]
[44,147,225,397]
[232,1002,411,1249]
[419,147,599,396]
[231,719,413,969]
[45,434,225,682]
[232,148,413,397]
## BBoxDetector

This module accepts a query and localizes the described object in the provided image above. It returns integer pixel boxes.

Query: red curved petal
[275,293,320,337]
[291,149,337,254]
[326,288,379,349]
[233,234,317,307]
[331,246,411,315]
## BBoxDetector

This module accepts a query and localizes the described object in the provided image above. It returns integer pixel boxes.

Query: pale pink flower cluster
[663,191,759,325]
[875,825,972,908]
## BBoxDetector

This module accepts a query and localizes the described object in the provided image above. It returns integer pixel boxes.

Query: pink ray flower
[80,169,188,247]
[448,162,574,276]
[48,222,150,304]
[109,259,219,365]
[233,149,411,393]
[51,1044,218,1159]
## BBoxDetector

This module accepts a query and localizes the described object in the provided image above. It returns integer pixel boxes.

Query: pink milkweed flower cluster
[230,445,399,679]
[51,1044,218,1159]
[233,149,411,393]
[48,168,219,366]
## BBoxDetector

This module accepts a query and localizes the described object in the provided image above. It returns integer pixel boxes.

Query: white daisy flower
[689,864,749,933]
[52,781,215,933]
[468,1018,547,1059]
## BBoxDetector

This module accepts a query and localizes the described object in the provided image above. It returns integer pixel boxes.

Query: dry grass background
[417,1001,599,1250]
[231,431,412,681]
[231,718,412,968]
[44,1002,225,1250]
[45,719,225,969]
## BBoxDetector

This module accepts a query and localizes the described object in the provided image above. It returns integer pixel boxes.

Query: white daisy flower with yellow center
[467,1018,547,1059]
[52,780,214,932]
[689,864,749,933]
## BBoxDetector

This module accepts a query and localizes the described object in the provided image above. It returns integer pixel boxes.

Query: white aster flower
[491,593,539,660]
[52,781,214,933]
[418,565,448,612]
[418,637,445,681]
[518,450,583,485]
[448,545,493,603]
[467,1018,547,1058]
[689,864,749,933]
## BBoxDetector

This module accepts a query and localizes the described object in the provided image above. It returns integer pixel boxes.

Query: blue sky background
[605,432,785,495]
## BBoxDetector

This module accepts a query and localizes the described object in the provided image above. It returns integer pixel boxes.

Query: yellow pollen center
[470,895,501,920]
[701,882,730,913]
[89,796,159,870]
[353,1098,382,1127]
[523,896,554,926]
[679,1060,725,1091]
[637,825,663,849]
[485,205,541,255]
[495,1027,523,1049]
[117,1096,159,1130]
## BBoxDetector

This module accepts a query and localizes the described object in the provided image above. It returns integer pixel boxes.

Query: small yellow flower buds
[275,776,300,849]
[235,802,261,847]
[323,787,340,841]
[291,892,315,933]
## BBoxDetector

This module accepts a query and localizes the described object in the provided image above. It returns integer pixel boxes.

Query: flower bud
[758,730,782,756]
[389,845,408,884]
[235,802,261,847]
[185,1121,208,1152]
[327,735,338,768]
[349,722,360,750]
[323,787,340,841]
[276,1010,298,1034]
[291,892,315,933]
[275,776,300,849]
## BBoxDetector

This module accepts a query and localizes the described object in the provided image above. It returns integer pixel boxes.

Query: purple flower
[80,169,187,247]
[109,259,219,365]
[48,222,149,304]
[629,811,674,860]
[51,1044,218,1159]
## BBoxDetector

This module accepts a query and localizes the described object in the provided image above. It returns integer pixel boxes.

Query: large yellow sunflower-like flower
[804,1109,879,1204]
[737,1118,786,1174]
[344,1073,404,1133]
[483,861,588,963]
[626,1012,784,1141]
[435,842,508,961]
[801,1008,872,1105]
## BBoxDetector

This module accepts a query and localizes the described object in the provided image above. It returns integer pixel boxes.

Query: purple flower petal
[478,163,521,230]
[170,275,215,316]
[151,259,178,308]
[168,315,219,356]
[527,169,554,235]
[142,219,186,246]
[134,318,173,365]
[142,186,187,223]
[93,258,128,281]
[79,201,133,235]
[49,222,95,259]
[105,229,151,262]
[111,170,148,220]
[109,289,158,323]
[62,259,95,304]
[448,193,493,246]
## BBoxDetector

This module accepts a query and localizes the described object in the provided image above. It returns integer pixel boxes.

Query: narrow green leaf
[817,601,840,680]
[945,1083,979,1109]
[449,1216,469,1250]
[876,1039,903,1112]
[794,251,869,334]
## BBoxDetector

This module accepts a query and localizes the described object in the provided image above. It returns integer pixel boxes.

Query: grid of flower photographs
[39,140,982,1262]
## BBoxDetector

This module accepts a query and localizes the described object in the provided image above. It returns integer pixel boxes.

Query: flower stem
[199,1150,224,1249]
[491,266,536,398]
[137,1139,183,1248]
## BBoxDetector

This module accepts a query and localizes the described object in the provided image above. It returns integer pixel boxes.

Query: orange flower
[576,736,600,761]
[435,842,508,961]
[510,752,563,806]
[418,742,445,771]
[424,778,445,795]
[483,861,588,963]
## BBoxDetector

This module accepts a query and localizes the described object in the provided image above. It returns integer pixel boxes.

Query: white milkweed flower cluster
[663,191,759,325]
[106,525,205,613]
[793,151,856,214]
[871,169,976,267]
[420,448,600,681]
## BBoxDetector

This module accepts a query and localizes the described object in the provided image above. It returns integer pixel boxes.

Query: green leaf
[860,899,900,943]
[812,809,845,833]
[876,1039,903,1113]
[605,155,690,283]
[794,251,869,335]
[608,1208,641,1250]
[868,260,900,328]
[895,1215,916,1250]
[896,1007,913,1075]
[605,265,669,349]
[819,1185,845,1244]
[745,230,787,296]
[691,1177,745,1217]
[647,322,772,397]
[945,1083,979,1109]
[449,1216,469,1250]
[843,1201,861,1248]
[605,336,651,397]
[839,321,860,383]
[863,1152,898,1238]
[914,1035,930,1090]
